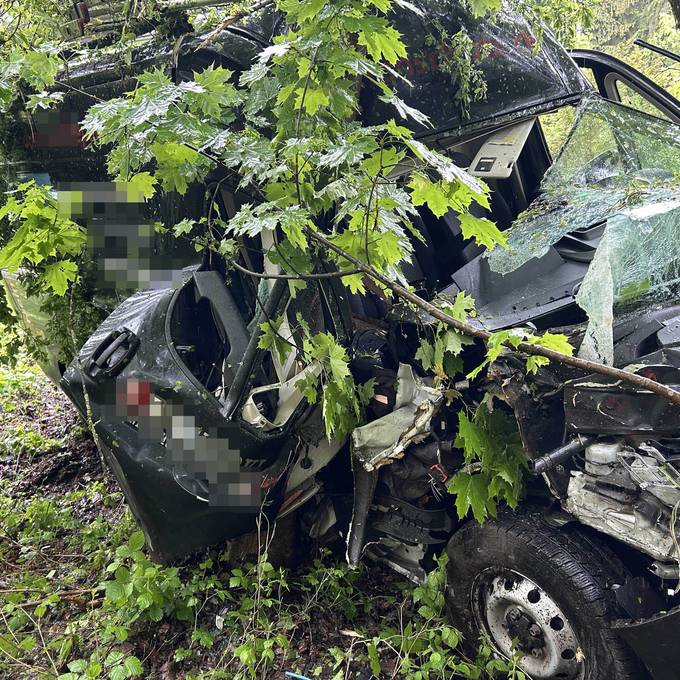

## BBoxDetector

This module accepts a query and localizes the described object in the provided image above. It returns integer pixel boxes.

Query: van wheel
[445,512,644,680]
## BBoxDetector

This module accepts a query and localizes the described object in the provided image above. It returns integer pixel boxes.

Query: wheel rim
[471,568,585,680]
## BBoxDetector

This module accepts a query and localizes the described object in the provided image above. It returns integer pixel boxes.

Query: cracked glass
[488,95,680,364]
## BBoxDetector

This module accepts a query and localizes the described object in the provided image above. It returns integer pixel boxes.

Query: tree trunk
[670,0,680,27]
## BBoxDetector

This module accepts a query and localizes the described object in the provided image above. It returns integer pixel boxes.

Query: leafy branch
[306,226,680,407]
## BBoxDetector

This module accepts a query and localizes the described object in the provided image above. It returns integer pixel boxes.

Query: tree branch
[197,0,276,48]
[306,227,680,408]
[230,258,362,280]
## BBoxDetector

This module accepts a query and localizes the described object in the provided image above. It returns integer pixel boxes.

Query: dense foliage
[0,0,583,519]
[0,358,536,678]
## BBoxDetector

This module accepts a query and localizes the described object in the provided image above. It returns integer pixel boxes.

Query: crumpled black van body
[60,281,294,562]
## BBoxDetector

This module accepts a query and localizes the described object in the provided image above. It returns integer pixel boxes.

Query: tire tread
[446,511,645,679]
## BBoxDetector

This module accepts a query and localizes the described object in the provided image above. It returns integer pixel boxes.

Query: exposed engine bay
[563,351,680,573]
[566,439,680,567]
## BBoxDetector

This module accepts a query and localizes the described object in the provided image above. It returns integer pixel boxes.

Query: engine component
[564,439,680,563]
[566,471,675,561]
[529,435,595,475]
[584,440,622,475]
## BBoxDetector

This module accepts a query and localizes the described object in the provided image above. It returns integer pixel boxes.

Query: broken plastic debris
[351,363,442,471]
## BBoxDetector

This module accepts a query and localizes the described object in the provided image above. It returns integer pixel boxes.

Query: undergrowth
[0,351,525,679]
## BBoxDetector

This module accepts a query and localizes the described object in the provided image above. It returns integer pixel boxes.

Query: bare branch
[306,227,680,408]
[197,0,275,49]
[230,258,363,281]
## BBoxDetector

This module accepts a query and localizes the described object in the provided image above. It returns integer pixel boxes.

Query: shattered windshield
[488,95,680,364]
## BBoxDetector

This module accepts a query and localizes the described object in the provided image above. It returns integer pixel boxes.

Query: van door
[570,49,680,123]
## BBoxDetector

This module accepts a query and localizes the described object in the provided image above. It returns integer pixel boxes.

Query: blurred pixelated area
[57,181,193,291]
[115,378,263,509]
[25,109,83,149]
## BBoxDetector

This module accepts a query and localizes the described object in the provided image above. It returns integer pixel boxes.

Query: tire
[445,511,644,680]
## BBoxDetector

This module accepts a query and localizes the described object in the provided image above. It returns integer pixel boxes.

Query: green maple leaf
[194,65,232,90]
[191,66,239,117]
[468,328,527,379]
[22,50,60,90]
[296,87,329,115]
[358,26,407,65]
[386,118,412,140]
[279,0,326,22]
[340,272,365,294]
[526,355,550,375]
[295,372,320,404]
[41,259,78,296]
[298,0,326,21]
[485,330,514,363]
[415,339,435,372]
[328,341,351,385]
[258,315,291,366]
[279,209,309,252]
[442,329,473,356]
[523,331,572,373]
[358,378,376,406]
[362,147,405,176]
[374,230,403,269]
[533,331,574,356]
[127,172,157,200]
[151,142,200,194]
[384,94,433,127]
[454,410,485,462]
[443,291,476,322]
[448,472,491,522]
[443,353,464,378]
[173,219,195,237]
[458,212,508,250]
[408,174,451,217]
[0,222,33,271]
[319,137,377,169]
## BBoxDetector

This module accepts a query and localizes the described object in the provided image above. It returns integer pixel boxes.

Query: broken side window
[487,95,680,364]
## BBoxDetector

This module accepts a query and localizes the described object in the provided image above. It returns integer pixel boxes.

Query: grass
[0,354,524,680]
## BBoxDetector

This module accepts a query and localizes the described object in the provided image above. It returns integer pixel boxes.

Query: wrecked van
[4,2,680,679]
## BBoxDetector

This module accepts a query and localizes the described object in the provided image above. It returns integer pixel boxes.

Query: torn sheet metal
[564,348,680,436]
[351,363,442,472]
[487,95,680,365]
[241,363,321,431]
